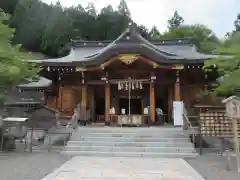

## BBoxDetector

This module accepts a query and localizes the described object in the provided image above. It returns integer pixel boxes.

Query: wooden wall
[46,86,81,118]
[181,84,204,108]
[181,84,217,109]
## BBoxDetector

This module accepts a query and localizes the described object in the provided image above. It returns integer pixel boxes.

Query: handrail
[182,103,192,130]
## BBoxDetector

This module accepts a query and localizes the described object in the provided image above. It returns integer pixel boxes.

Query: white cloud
[42,0,239,37]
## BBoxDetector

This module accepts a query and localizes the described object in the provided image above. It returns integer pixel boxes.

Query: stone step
[61,150,198,158]
[70,136,190,142]
[64,145,196,153]
[67,141,193,147]
[77,127,184,133]
[75,132,188,138]
[63,127,197,158]
[76,128,186,131]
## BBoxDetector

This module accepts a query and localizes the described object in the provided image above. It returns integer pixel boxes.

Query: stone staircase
[61,126,198,158]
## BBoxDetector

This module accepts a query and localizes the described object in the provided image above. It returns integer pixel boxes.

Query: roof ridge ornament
[123,21,137,40]
[128,21,137,36]
[119,53,138,65]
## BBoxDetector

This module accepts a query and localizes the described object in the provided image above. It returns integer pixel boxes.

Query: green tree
[162,24,220,53]
[65,5,97,41]
[0,0,18,14]
[204,32,240,95]
[0,9,37,103]
[149,26,161,40]
[85,2,97,17]
[234,13,240,31]
[6,0,149,55]
[41,2,74,56]
[168,11,184,29]
[117,0,131,18]
[100,4,114,14]
[10,0,49,52]
[96,6,127,40]
[137,24,150,39]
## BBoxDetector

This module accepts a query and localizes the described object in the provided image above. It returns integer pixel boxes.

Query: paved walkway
[41,156,205,180]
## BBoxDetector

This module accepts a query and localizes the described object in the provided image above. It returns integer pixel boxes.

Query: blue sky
[42,0,239,38]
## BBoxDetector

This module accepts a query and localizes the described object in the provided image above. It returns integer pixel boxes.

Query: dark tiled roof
[155,44,216,60]
[29,23,216,66]
[3,87,44,106]
[16,76,52,90]
[31,52,49,60]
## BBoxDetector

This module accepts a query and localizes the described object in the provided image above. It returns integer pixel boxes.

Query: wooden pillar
[149,82,156,123]
[57,87,63,110]
[89,87,96,122]
[232,119,240,153]
[55,88,58,109]
[174,70,181,101]
[43,91,47,105]
[105,84,110,124]
[81,85,87,120]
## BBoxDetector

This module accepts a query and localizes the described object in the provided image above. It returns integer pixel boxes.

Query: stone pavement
[41,156,205,180]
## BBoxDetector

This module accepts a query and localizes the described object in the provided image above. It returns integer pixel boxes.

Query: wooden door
[58,86,79,118]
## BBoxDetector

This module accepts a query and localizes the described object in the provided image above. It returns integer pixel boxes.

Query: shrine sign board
[222,96,240,172]
[222,96,240,119]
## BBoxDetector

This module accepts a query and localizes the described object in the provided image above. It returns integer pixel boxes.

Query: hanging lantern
[118,82,121,90]
[136,81,139,89]
[125,81,128,90]
[58,73,62,80]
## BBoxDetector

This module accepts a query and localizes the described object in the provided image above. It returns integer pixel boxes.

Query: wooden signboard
[222,96,240,172]
[222,96,240,119]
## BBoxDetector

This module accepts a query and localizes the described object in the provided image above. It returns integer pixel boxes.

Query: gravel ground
[185,153,240,180]
[0,152,71,180]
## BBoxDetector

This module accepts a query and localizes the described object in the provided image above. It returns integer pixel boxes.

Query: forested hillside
[0,0,223,57]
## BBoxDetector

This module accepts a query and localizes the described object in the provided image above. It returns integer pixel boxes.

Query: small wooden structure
[190,104,233,154]
[0,79,56,152]
[0,117,28,151]
[222,96,240,172]
[15,81,76,152]
[198,110,232,153]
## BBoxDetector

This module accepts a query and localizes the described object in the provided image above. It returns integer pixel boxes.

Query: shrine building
[23,23,218,126]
